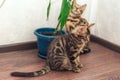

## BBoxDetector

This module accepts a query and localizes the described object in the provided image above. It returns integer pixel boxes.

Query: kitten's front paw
[73,68,81,73]
[84,48,91,53]
[78,63,83,68]
[80,48,91,54]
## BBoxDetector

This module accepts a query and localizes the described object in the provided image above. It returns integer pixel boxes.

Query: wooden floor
[0,42,120,80]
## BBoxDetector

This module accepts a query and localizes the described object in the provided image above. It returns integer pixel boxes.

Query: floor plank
[0,42,120,80]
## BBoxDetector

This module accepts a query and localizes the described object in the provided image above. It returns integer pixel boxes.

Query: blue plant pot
[34,27,66,59]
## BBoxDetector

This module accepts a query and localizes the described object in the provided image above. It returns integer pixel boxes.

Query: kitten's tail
[11,65,50,77]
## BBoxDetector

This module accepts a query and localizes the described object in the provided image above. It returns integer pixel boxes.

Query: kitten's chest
[77,43,86,52]
[71,42,85,51]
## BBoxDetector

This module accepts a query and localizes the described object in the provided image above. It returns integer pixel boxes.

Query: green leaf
[55,0,73,33]
[59,1,71,31]
[55,0,68,32]
[58,0,67,20]
[47,0,51,20]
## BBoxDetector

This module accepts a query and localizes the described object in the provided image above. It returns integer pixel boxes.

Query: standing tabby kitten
[11,24,94,77]
[65,0,89,34]
[65,1,87,33]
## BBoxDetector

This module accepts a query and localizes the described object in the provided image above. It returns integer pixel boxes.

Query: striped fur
[65,0,94,54]
[11,65,50,77]
[11,25,94,77]
[65,0,87,33]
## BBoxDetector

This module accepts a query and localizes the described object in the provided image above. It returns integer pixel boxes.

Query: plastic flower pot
[34,27,66,59]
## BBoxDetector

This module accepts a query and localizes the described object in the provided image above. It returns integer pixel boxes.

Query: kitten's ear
[88,23,95,28]
[81,4,87,11]
[73,0,77,7]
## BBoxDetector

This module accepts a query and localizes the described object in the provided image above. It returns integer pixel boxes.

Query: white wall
[1,0,119,46]
[92,0,120,46]
[0,0,92,45]
[0,0,61,45]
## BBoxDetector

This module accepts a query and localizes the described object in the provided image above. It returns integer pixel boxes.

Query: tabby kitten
[65,0,93,54]
[11,24,94,77]
[65,3,87,33]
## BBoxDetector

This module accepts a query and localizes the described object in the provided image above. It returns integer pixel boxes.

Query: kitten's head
[72,23,95,38]
[72,0,87,16]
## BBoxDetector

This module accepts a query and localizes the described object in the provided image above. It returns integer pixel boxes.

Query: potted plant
[34,0,73,59]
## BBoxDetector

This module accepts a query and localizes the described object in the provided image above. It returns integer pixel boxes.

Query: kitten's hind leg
[60,58,72,71]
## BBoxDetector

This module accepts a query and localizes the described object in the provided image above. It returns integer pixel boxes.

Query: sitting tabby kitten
[78,18,94,54]
[11,24,94,77]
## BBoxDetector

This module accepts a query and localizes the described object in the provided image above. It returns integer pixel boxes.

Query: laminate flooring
[0,42,120,80]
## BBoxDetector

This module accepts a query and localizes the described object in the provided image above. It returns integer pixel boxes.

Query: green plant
[47,0,74,34]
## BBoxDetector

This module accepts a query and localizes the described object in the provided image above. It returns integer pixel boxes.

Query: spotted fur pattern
[65,0,94,54]
[11,25,94,77]
[65,3,87,33]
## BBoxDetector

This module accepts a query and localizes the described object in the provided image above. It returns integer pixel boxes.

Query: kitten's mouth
[74,11,78,14]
